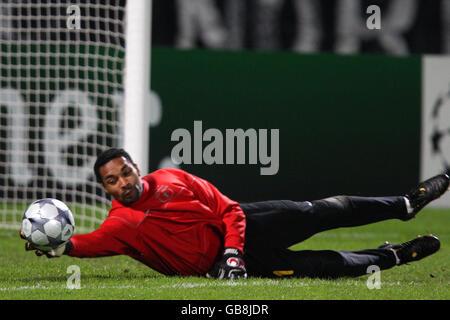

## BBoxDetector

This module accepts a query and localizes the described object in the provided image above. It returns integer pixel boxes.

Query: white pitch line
[1,280,441,292]
[158,279,437,290]
[0,284,137,291]
[160,280,307,289]
[0,285,59,291]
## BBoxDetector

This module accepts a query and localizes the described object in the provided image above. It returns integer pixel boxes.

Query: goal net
[0,0,131,232]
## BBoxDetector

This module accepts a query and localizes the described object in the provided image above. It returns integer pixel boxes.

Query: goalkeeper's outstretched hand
[206,247,248,280]
[19,230,66,258]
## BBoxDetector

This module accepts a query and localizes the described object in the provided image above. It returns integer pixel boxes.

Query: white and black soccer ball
[21,198,75,251]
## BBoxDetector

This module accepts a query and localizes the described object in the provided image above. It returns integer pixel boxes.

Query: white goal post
[123,0,151,176]
[0,0,152,232]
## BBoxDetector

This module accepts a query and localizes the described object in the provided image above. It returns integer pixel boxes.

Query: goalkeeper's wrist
[224,247,243,257]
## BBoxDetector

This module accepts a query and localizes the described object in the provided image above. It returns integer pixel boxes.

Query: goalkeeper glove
[20,229,71,258]
[206,247,248,280]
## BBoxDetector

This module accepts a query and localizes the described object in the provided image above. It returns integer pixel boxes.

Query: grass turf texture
[0,209,448,300]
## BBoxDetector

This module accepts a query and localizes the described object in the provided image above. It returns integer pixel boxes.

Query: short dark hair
[94,148,134,183]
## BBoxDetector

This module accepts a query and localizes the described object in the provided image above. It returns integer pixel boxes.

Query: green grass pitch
[0,209,448,300]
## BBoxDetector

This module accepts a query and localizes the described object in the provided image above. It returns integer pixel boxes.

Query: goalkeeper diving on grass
[20,148,449,279]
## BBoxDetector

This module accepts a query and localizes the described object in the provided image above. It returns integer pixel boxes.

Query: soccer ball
[21,198,75,251]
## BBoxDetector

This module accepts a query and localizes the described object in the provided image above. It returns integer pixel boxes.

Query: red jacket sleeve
[176,169,246,253]
[68,216,138,258]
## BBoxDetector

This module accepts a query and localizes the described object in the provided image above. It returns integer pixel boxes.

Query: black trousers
[239,196,407,279]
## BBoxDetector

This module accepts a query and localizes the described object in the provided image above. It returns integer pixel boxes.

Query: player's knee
[322,195,351,212]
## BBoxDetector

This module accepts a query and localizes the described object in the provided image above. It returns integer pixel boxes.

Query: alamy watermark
[366,5,381,30]
[67,265,81,289]
[66,5,81,30]
[171,121,279,175]
[366,265,381,290]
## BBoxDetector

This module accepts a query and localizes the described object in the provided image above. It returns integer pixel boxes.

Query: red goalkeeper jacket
[68,168,246,276]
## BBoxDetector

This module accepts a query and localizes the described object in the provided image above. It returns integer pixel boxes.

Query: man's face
[99,156,143,206]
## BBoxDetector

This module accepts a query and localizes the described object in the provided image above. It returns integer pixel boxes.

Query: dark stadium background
[152,0,445,55]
